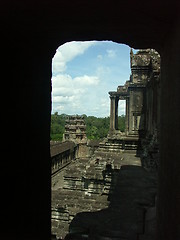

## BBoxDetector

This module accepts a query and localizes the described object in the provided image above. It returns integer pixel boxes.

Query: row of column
[109,93,129,134]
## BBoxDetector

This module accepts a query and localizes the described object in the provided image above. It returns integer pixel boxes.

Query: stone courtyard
[51,152,157,240]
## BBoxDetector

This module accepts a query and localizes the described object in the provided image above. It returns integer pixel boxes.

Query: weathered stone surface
[51,151,145,239]
[109,49,160,140]
[66,165,157,240]
[63,115,87,144]
[63,115,90,159]
[51,141,77,175]
[101,50,161,170]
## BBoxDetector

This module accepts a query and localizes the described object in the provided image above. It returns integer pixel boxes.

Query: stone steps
[68,165,157,239]
[52,154,157,239]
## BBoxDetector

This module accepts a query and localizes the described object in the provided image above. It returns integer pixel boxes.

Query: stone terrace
[51,152,157,240]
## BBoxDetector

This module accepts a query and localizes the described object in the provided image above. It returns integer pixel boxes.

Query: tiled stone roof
[50,141,75,157]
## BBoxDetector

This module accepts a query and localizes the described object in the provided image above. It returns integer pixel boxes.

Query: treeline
[50,112,125,141]
[50,113,66,141]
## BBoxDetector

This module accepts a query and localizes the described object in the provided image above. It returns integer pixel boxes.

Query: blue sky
[51,41,136,117]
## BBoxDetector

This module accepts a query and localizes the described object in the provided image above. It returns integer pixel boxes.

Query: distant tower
[63,115,87,144]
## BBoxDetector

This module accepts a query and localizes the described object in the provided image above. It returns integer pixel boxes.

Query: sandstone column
[115,97,119,130]
[109,92,119,132]
[125,97,129,135]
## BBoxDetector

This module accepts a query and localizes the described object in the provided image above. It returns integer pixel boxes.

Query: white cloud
[52,41,97,74]
[106,49,116,58]
[52,74,99,91]
[100,98,109,108]
[96,66,111,77]
[56,105,65,111]
[51,73,100,115]
[51,41,131,117]
[74,75,99,86]
[53,95,76,103]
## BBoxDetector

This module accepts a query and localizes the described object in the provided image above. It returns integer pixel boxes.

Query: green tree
[50,113,66,141]
[118,115,125,132]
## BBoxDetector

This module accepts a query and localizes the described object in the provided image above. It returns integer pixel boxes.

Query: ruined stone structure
[96,49,160,164]
[2,1,180,240]
[51,141,144,239]
[109,49,160,138]
[63,115,87,144]
[51,146,157,239]
[63,115,89,159]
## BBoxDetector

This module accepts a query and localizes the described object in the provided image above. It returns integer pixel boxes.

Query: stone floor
[52,170,64,190]
[51,152,157,240]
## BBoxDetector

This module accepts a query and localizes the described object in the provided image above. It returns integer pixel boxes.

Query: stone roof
[50,141,75,157]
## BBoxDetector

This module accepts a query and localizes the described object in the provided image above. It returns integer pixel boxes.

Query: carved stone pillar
[109,93,119,132]
[110,95,116,131]
[125,97,129,135]
[115,97,119,130]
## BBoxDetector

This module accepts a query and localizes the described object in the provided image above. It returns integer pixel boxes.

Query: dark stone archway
[1,1,180,239]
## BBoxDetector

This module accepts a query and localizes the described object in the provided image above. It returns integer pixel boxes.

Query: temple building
[107,49,160,152]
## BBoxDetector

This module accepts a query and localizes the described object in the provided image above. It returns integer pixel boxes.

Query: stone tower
[63,115,87,144]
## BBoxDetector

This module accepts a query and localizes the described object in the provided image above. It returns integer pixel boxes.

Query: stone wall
[51,141,76,174]
[77,143,90,159]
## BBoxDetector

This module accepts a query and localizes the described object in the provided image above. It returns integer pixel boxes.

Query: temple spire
[130,48,133,66]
